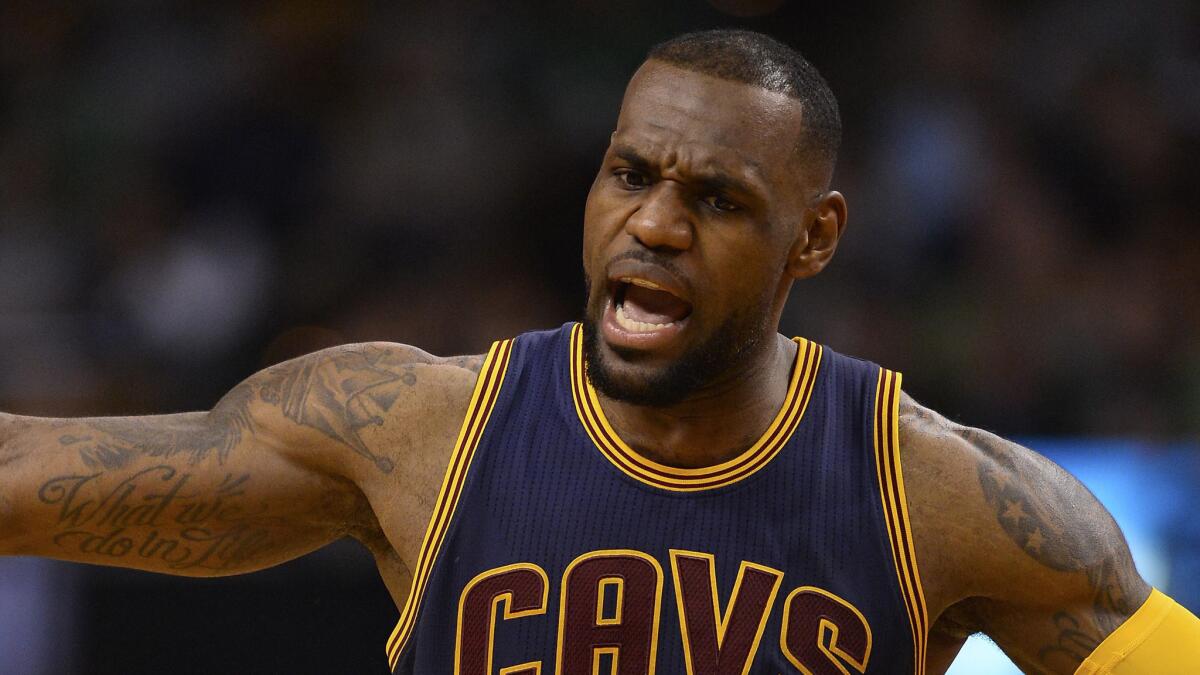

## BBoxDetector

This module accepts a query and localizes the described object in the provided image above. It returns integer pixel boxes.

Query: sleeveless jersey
[385,323,929,674]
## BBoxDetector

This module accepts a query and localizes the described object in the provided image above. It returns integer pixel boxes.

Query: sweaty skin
[0,60,1156,673]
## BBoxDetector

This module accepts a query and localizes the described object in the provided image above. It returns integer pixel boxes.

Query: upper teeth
[621,277,665,292]
[615,303,674,332]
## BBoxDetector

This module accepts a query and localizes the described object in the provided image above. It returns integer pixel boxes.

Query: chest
[392,413,914,674]
[386,328,925,673]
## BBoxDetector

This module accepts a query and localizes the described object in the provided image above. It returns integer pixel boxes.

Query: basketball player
[1,30,1196,674]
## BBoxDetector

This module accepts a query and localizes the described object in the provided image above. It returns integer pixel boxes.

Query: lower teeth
[615,303,674,332]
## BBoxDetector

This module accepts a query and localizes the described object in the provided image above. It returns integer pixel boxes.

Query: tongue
[622,285,691,324]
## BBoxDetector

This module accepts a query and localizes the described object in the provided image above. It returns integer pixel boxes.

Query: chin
[581,314,686,407]
[581,312,758,409]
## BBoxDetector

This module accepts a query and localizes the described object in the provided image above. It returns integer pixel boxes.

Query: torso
[372,324,936,674]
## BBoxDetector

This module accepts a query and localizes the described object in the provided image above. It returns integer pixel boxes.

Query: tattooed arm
[898,393,1152,675]
[0,343,483,578]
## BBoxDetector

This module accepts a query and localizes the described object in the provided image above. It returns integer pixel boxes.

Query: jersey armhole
[385,338,516,671]
[873,369,931,675]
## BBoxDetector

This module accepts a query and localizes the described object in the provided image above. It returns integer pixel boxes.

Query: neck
[596,333,799,468]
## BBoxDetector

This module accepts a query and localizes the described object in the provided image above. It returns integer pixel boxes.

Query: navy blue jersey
[386,323,928,674]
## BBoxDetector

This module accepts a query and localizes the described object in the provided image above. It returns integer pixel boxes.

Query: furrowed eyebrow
[613,146,653,171]
[610,144,761,199]
[693,173,751,198]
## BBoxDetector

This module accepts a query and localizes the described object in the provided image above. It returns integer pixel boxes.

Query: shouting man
[2,30,1197,674]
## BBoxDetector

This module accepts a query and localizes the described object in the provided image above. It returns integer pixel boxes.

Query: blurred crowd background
[0,0,1197,672]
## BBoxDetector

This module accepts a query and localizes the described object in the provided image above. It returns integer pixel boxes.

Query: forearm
[2,412,231,561]
[1,411,44,542]
[0,411,31,467]
[0,409,364,576]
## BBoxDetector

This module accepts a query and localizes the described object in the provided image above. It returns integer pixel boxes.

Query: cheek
[582,186,625,268]
[707,242,785,309]
[581,187,601,271]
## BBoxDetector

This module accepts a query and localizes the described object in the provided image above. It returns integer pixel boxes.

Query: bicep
[970,443,1150,673]
[900,397,1150,673]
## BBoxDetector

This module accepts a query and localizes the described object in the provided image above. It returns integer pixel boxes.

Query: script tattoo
[37,465,273,571]
[257,345,425,474]
[64,384,255,470]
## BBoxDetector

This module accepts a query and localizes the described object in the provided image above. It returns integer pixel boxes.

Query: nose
[624,182,694,251]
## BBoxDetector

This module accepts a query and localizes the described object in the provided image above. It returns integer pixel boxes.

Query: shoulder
[256,341,485,404]
[243,342,488,477]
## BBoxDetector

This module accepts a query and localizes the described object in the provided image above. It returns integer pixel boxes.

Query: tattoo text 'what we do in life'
[37,465,272,571]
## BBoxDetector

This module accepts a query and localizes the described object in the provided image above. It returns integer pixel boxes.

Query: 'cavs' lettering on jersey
[669,549,782,673]
[454,549,870,675]
[456,563,549,675]
[387,325,929,674]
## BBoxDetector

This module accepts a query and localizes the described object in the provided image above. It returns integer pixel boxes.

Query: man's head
[582,29,848,407]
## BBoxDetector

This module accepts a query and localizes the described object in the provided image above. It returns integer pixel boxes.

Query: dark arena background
[0,1,1197,673]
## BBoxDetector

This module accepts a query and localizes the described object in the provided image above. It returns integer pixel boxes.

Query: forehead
[613,62,806,180]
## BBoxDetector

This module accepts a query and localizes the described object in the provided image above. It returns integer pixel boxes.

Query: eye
[614,169,650,189]
[703,194,740,213]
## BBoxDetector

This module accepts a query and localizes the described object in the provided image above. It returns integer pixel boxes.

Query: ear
[786,190,847,279]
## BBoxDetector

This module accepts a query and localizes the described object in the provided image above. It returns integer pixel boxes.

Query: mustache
[605,249,686,279]
[583,250,688,299]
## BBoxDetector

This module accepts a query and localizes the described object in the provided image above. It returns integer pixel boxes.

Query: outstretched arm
[899,393,1199,674]
[0,342,480,577]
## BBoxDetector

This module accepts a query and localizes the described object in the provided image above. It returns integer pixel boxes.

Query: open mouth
[610,277,693,333]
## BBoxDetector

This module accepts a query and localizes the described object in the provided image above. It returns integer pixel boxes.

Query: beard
[581,283,772,408]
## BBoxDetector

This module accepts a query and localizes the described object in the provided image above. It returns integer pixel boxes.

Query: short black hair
[646,29,841,179]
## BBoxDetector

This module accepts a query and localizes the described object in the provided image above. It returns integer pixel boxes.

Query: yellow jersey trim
[872,368,929,675]
[385,338,515,670]
[568,323,822,492]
